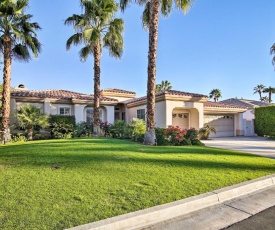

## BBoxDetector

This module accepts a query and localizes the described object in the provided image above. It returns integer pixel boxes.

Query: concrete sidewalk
[202,137,275,159]
[141,184,275,230]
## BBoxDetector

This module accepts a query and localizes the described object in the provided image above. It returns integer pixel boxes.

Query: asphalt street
[224,205,275,230]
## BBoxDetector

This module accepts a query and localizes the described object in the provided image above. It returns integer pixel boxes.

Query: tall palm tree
[120,0,194,145]
[0,0,41,144]
[156,80,172,93]
[263,86,275,103]
[65,0,124,136]
[271,43,275,68]
[209,89,222,102]
[253,84,265,101]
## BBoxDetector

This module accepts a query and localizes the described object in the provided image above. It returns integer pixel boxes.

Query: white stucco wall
[104,105,115,124]
[155,101,166,128]
[243,109,255,120]
[127,104,146,123]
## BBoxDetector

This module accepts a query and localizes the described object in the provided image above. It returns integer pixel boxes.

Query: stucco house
[9,85,251,137]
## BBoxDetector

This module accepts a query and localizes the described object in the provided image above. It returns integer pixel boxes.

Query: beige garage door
[204,115,234,137]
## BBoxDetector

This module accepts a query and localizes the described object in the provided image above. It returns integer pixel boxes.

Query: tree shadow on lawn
[2,149,275,172]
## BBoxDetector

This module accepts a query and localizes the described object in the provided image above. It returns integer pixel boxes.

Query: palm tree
[271,43,275,68]
[263,86,275,103]
[0,0,41,144]
[198,124,216,140]
[209,89,222,102]
[16,104,49,140]
[120,0,194,145]
[261,96,269,103]
[253,84,265,101]
[156,80,172,93]
[65,0,124,136]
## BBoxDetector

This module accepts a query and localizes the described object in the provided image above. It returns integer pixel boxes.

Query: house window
[59,107,70,115]
[122,112,125,121]
[137,109,145,120]
[86,108,103,124]
[115,112,120,120]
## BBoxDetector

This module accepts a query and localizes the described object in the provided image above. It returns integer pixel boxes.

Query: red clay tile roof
[204,101,247,109]
[101,88,136,95]
[11,89,118,102]
[158,90,208,98]
[124,90,208,105]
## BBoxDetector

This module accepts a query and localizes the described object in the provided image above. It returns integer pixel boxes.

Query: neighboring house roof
[204,101,247,109]
[11,89,118,102]
[125,90,208,105]
[220,98,270,108]
[101,88,136,95]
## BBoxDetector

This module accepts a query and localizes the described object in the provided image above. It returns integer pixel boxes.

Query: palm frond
[161,0,172,17]
[103,18,124,58]
[175,0,193,13]
[78,45,93,62]
[142,1,150,30]
[12,44,31,62]
[66,33,84,50]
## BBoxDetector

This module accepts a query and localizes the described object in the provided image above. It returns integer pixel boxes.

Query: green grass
[0,138,275,229]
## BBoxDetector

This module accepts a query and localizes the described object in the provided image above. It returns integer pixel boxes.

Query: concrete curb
[67,174,275,230]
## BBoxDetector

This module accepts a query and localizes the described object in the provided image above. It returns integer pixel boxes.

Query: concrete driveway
[202,137,275,159]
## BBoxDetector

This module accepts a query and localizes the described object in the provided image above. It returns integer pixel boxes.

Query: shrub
[100,121,112,137]
[255,106,275,136]
[191,139,205,146]
[49,122,74,139]
[163,126,187,146]
[110,120,129,139]
[128,118,146,141]
[181,138,192,146]
[49,115,76,126]
[74,122,93,137]
[48,115,75,139]
[185,128,198,141]
[11,133,27,142]
[155,128,167,146]
[198,125,216,140]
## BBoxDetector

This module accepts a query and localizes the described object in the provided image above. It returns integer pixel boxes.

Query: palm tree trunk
[93,41,101,136]
[143,0,160,145]
[27,126,33,141]
[259,91,262,101]
[1,35,12,144]
[269,92,271,103]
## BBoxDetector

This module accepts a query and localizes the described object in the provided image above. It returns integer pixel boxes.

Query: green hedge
[255,106,275,136]
[49,115,76,126]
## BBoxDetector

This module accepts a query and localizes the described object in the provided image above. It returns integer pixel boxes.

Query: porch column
[74,104,86,123]
[44,100,51,115]
[104,105,115,124]
[193,102,204,128]
[165,101,173,127]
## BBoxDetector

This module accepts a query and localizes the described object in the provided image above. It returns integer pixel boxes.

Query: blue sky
[9,0,275,100]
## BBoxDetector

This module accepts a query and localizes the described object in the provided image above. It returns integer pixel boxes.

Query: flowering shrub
[163,126,187,145]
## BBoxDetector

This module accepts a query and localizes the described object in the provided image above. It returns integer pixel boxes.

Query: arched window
[86,108,103,125]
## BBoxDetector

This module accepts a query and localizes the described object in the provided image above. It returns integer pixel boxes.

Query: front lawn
[0,138,274,229]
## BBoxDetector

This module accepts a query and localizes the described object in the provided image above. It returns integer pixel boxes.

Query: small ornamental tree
[16,104,49,140]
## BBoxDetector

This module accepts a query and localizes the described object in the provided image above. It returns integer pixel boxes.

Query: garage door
[204,115,234,137]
